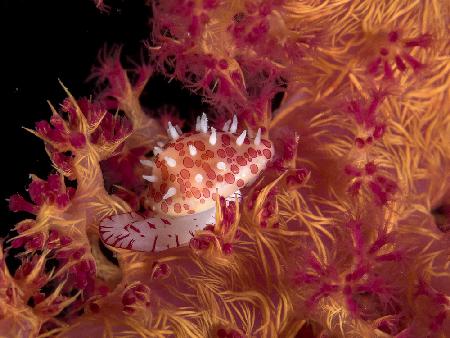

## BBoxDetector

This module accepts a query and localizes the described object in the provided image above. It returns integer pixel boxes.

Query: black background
[1,0,206,237]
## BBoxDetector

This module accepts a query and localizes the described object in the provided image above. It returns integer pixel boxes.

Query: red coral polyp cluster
[61,98,133,147]
[345,162,397,205]
[121,282,151,314]
[367,31,432,79]
[9,174,74,215]
[294,220,403,323]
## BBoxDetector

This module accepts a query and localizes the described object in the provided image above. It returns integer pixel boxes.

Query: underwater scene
[1,1,449,337]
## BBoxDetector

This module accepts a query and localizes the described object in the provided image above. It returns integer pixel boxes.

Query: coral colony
[1,1,449,337]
